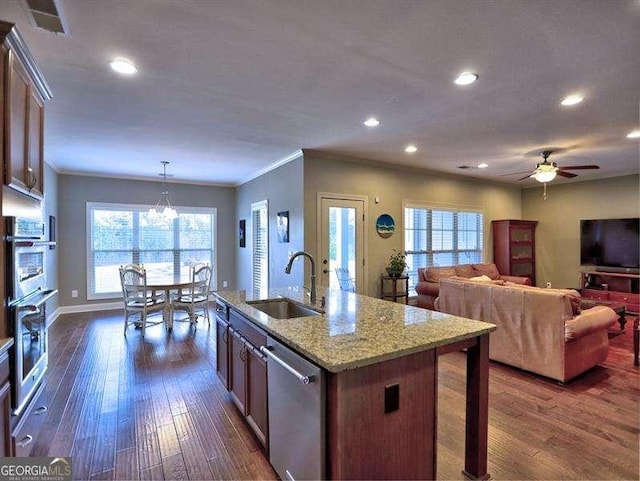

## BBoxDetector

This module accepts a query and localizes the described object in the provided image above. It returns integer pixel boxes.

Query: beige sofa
[435,277,617,382]
[415,263,530,310]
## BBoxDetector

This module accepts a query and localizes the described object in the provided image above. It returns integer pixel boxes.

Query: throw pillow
[454,264,476,278]
[472,263,500,280]
[425,267,457,283]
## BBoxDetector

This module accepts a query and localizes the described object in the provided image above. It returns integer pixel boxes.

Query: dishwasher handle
[260,345,314,385]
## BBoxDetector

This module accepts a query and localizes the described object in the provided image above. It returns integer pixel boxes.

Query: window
[404,204,484,291]
[87,203,216,299]
[251,200,269,298]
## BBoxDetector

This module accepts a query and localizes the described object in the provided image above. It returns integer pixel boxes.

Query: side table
[380,275,409,304]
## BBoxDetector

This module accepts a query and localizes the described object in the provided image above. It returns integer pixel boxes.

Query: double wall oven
[6,217,57,415]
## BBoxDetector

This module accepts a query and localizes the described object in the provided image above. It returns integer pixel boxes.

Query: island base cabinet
[227,308,269,450]
[327,348,437,480]
[215,317,229,389]
[245,347,268,448]
[228,328,247,415]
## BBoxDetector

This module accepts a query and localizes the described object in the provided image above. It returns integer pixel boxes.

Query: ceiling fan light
[533,170,557,183]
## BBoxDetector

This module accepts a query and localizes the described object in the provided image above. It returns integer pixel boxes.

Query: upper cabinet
[1,21,52,199]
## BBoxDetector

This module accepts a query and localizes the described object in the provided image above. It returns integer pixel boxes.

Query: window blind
[251,200,269,298]
[404,206,483,291]
[87,203,216,300]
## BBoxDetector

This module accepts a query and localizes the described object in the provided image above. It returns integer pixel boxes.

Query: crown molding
[0,20,53,100]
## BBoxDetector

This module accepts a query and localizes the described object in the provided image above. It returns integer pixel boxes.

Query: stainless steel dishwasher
[260,336,325,481]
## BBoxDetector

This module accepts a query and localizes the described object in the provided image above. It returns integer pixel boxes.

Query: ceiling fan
[506,149,600,183]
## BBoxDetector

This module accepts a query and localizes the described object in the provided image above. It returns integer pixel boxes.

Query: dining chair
[172,262,213,327]
[335,267,356,292]
[119,263,166,337]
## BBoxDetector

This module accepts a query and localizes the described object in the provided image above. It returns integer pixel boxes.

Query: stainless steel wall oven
[5,217,57,415]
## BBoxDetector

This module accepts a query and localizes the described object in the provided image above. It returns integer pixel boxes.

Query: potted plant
[386,250,407,277]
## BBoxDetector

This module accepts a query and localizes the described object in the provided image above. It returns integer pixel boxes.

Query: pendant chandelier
[148,161,178,220]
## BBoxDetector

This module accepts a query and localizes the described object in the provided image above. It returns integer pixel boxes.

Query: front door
[318,196,365,293]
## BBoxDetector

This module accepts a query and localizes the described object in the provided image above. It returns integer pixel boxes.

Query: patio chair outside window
[335,267,356,292]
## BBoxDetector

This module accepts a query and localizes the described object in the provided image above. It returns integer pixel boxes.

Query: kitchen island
[214,286,496,480]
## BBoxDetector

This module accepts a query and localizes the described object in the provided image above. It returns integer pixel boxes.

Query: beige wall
[522,174,639,289]
[303,151,523,297]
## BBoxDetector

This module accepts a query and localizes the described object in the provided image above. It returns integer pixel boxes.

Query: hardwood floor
[33,310,639,480]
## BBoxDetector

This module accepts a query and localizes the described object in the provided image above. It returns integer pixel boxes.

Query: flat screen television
[580,218,640,272]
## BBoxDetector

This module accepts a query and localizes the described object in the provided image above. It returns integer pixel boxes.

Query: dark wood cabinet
[214,302,229,389]
[492,220,538,286]
[580,271,640,314]
[0,349,12,457]
[228,327,247,414]
[1,21,51,199]
[226,307,268,449]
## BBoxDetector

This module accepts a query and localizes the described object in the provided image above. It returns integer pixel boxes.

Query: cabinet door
[7,51,29,192]
[26,89,44,196]
[245,346,268,448]
[215,318,229,389]
[0,382,10,457]
[228,328,247,415]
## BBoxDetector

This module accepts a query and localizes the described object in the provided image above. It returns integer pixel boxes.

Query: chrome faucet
[285,251,317,304]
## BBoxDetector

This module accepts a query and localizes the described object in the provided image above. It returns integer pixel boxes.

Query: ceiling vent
[21,0,70,36]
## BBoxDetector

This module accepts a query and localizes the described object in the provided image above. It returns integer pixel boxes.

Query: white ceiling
[0,0,638,186]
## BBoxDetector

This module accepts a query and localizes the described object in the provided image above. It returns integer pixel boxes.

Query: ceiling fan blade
[557,171,578,178]
[517,174,533,181]
[499,170,534,177]
[558,165,600,170]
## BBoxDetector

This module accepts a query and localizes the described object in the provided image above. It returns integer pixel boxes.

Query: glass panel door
[319,197,364,293]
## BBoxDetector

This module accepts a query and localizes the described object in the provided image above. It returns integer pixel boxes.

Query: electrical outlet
[222,281,228,288]
[71,290,78,298]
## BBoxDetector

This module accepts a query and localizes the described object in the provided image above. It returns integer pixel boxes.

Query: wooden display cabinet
[492,220,538,286]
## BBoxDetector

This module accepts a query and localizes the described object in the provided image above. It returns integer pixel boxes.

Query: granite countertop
[214,286,496,373]
[0,337,14,355]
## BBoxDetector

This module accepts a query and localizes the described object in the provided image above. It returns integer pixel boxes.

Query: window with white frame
[404,203,484,292]
[87,203,217,299]
[251,200,269,298]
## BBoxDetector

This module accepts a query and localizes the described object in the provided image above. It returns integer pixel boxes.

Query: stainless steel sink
[247,298,324,319]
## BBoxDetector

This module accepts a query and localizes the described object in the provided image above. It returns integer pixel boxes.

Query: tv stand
[595,266,640,275]
[580,270,639,315]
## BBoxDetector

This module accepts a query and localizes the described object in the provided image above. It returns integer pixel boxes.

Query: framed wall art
[277,211,289,243]
[239,219,246,248]
[376,214,395,238]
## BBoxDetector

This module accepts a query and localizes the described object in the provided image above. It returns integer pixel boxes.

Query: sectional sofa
[415,262,531,310]
[435,277,617,382]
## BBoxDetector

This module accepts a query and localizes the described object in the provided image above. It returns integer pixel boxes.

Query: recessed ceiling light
[560,94,583,106]
[404,144,417,154]
[109,58,137,75]
[454,72,478,86]
[477,163,489,169]
[363,117,380,127]
[626,130,640,139]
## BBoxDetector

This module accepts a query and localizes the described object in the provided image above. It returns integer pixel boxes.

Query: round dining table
[146,272,192,330]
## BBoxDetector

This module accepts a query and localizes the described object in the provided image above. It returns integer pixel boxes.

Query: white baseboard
[56,301,122,315]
